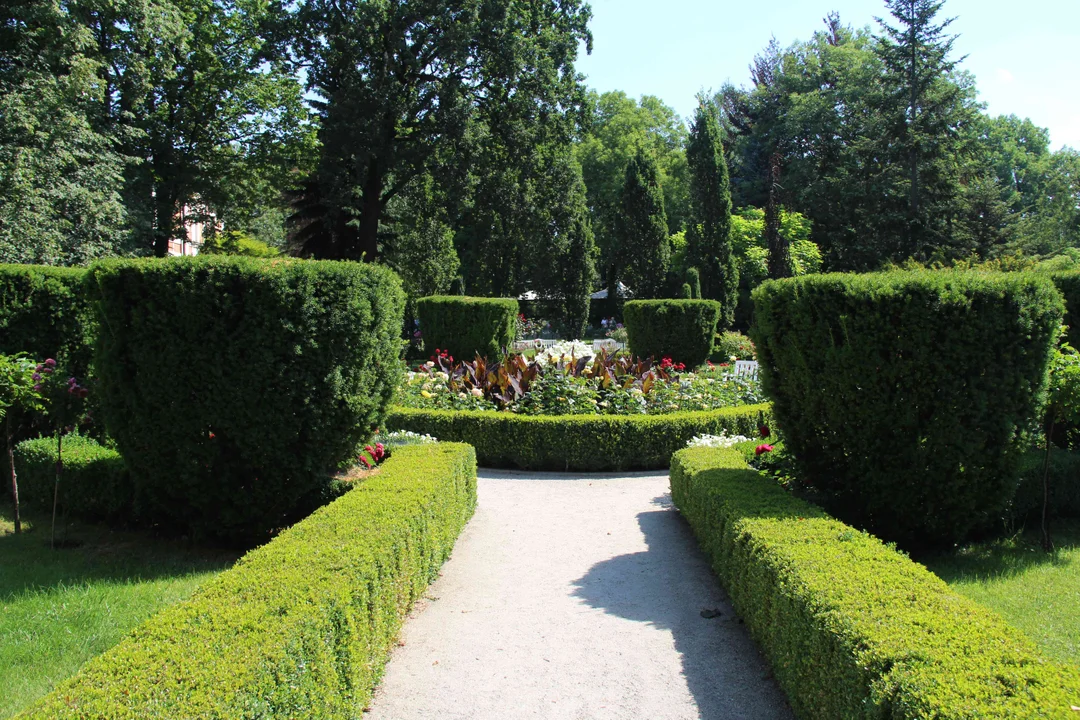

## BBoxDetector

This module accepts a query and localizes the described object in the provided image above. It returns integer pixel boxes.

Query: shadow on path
[571,495,792,720]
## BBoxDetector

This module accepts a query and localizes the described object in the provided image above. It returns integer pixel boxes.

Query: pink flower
[755,444,774,457]
[44,359,56,368]
[358,455,373,469]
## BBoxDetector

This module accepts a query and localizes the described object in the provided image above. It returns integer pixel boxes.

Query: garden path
[365,470,793,720]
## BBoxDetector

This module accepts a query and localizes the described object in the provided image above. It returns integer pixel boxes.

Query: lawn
[923,519,1080,669]
[0,503,236,718]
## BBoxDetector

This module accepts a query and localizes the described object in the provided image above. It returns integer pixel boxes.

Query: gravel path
[365,470,793,720]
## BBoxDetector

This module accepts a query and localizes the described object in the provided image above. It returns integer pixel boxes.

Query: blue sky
[576,0,1080,150]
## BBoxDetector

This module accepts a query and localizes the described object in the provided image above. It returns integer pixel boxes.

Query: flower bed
[397,344,764,416]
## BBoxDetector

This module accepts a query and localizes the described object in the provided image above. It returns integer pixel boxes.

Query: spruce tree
[686,101,737,326]
[871,0,977,261]
[619,148,671,299]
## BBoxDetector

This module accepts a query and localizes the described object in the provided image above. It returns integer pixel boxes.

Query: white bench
[592,339,621,352]
[734,360,759,379]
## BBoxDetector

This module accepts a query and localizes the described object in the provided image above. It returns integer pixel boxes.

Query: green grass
[0,504,236,718]
[923,520,1080,669]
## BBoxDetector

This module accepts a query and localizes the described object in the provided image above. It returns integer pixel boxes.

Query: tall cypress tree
[687,101,737,325]
[619,148,670,299]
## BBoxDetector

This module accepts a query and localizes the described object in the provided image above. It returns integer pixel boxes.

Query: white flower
[536,340,594,365]
[730,355,738,363]
[687,433,751,449]
[470,388,484,398]
[377,430,437,447]
[436,371,450,382]
[426,361,436,368]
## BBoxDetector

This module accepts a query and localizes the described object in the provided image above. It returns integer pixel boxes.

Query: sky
[576,0,1080,151]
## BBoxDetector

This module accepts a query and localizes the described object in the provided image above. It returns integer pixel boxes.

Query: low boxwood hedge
[13,434,131,522]
[16,442,477,720]
[385,404,769,471]
[670,446,1080,720]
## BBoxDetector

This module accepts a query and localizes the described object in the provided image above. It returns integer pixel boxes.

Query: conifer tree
[871,0,977,260]
[619,148,670,299]
[687,101,737,325]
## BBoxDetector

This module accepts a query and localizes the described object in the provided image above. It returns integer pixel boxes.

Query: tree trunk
[766,153,790,279]
[153,185,177,258]
[1041,418,1055,553]
[7,417,19,534]
[51,431,62,550]
[353,159,385,262]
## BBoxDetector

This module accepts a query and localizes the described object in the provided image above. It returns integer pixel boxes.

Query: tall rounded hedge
[0,265,95,376]
[751,270,1063,548]
[88,257,406,542]
[624,299,720,368]
[416,296,517,360]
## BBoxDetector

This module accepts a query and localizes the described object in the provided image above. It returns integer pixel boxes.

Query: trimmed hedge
[13,434,131,522]
[88,257,406,542]
[1047,271,1080,348]
[0,265,95,376]
[16,442,477,720]
[751,270,1063,547]
[385,403,770,471]
[670,446,1080,720]
[416,295,517,361]
[624,299,720,368]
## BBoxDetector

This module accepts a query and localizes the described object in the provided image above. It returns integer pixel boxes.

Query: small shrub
[624,299,721,368]
[685,267,701,299]
[1012,448,1080,522]
[751,270,1062,547]
[17,443,477,720]
[13,434,131,522]
[670,446,1080,720]
[0,265,95,377]
[711,330,755,361]
[88,257,406,542]
[416,296,518,361]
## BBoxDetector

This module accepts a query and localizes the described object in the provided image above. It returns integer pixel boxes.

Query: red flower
[759,425,770,439]
[358,455,373,469]
[755,444,774,457]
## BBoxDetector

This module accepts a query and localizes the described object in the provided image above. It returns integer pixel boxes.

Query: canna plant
[417,348,680,410]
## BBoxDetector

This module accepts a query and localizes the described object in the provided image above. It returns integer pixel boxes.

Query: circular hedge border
[385,404,771,471]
